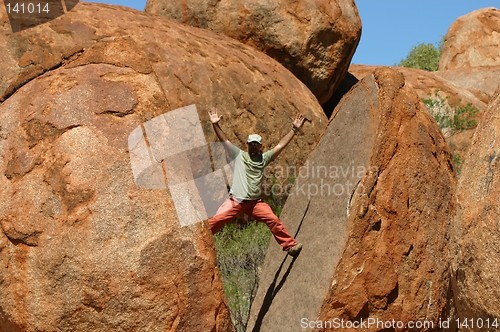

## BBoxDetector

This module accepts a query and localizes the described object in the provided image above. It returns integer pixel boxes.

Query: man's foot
[286,243,303,257]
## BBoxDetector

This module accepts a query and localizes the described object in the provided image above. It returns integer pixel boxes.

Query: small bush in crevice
[214,220,271,332]
[423,93,479,133]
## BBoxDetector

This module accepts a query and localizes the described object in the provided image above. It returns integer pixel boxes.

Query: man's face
[247,141,262,156]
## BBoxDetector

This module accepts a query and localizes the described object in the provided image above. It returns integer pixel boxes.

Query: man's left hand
[293,113,305,130]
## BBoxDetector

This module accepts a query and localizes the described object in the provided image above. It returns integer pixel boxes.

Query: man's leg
[250,200,297,250]
[208,196,243,234]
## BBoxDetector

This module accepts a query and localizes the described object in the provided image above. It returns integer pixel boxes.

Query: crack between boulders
[66,58,151,75]
[1,48,86,103]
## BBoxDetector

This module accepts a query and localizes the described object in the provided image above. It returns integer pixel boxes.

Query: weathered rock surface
[346,65,486,172]
[144,0,362,104]
[451,91,500,329]
[439,7,500,70]
[348,65,486,112]
[0,3,326,331]
[434,66,500,105]
[247,68,455,331]
[0,1,326,174]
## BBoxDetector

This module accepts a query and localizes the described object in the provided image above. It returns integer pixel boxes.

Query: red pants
[208,196,297,250]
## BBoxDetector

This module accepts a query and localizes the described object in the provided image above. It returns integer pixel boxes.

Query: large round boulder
[247,68,456,331]
[439,7,500,70]
[451,91,500,327]
[0,3,326,330]
[145,0,362,104]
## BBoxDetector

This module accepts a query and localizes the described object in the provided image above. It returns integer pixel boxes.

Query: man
[207,108,304,257]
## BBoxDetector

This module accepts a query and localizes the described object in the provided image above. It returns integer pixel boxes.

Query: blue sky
[352,0,498,65]
[87,0,498,66]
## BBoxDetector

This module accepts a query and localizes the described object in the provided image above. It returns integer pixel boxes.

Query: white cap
[247,134,262,144]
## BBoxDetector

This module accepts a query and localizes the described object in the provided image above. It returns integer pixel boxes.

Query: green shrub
[423,93,479,132]
[423,93,452,129]
[214,221,271,332]
[398,42,441,71]
[452,103,478,130]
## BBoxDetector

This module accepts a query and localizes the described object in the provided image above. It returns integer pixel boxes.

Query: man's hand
[209,107,231,145]
[271,112,306,160]
[293,113,305,130]
[208,108,223,124]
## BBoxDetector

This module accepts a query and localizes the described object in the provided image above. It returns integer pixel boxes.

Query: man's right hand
[208,108,233,148]
[208,108,223,124]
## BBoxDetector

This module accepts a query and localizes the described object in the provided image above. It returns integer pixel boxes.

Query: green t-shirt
[228,145,274,200]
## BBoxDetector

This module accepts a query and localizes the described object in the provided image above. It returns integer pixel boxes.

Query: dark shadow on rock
[250,254,296,332]
[4,0,79,32]
[322,72,359,118]
[250,200,310,332]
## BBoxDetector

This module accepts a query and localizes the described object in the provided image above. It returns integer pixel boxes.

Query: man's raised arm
[272,113,305,160]
[208,108,238,154]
